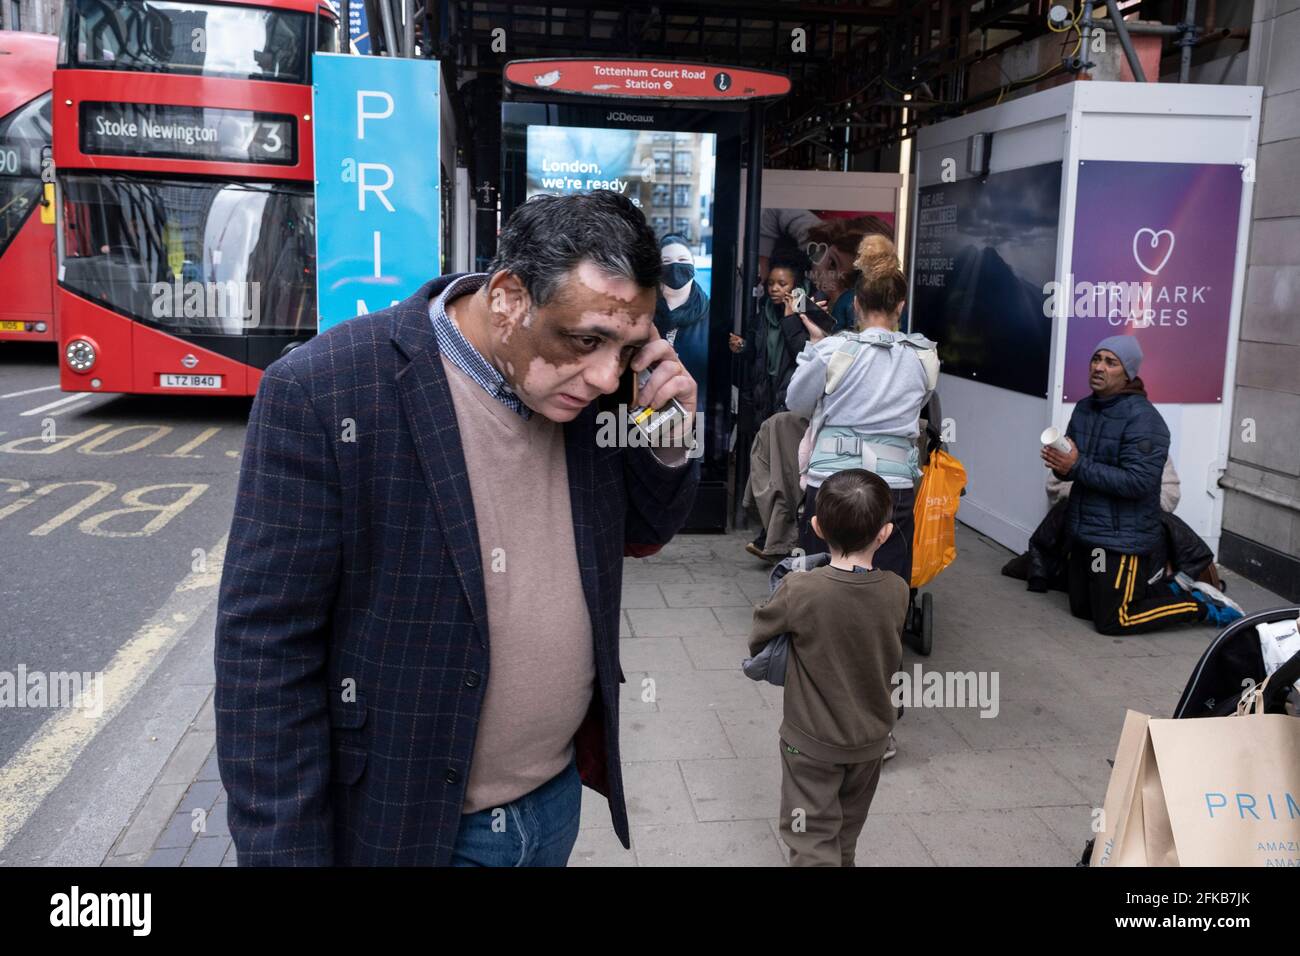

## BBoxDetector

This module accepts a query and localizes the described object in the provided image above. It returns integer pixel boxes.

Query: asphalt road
[0,342,251,767]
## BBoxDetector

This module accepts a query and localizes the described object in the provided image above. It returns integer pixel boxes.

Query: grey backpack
[741,552,832,686]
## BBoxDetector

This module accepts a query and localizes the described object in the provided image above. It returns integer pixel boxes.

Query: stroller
[901,390,956,656]
[782,390,952,657]
[1173,605,1300,718]
[1079,605,1300,864]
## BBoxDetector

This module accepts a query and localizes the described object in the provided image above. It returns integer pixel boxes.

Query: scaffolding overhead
[355,1,1249,171]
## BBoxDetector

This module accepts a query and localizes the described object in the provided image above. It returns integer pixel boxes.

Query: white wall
[1060,83,1260,556]
[914,82,1260,556]
[914,85,1073,553]
[759,169,902,216]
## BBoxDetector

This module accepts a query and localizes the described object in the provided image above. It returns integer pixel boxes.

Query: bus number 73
[236,120,283,155]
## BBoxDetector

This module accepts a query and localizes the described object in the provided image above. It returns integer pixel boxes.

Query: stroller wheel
[917,592,934,656]
[902,590,920,652]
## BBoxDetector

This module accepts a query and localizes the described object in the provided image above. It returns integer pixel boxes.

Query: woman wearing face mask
[654,235,711,410]
[784,236,940,583]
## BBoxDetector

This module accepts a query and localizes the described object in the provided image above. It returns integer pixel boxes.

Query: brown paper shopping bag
[1092,710,1177,867]
[1147,690,1300,866]
[1094,681,1300,867]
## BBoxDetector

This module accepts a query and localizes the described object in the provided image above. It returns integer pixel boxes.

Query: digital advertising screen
[523,123,719,410]
[501,101,742,530]
[911,162,1063,398]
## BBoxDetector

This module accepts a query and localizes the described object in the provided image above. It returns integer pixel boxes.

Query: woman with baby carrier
[783,236,940,584]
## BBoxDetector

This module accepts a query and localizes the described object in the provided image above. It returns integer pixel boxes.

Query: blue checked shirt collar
[428,273,531,420]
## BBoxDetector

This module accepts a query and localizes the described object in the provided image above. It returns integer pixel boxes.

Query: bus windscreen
[59,173,316,335]
[65,0,310,83]
[0,93,52,257]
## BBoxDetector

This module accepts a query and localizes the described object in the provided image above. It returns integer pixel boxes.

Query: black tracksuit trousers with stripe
[1067,544,1205,635]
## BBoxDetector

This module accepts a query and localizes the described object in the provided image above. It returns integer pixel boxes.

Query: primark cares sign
[312,53,440,332]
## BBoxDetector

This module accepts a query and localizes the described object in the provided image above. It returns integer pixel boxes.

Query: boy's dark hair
[815,469,893,554]
[486,191,661,306]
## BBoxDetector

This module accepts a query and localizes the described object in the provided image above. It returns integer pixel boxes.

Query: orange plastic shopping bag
[911,448,967,588]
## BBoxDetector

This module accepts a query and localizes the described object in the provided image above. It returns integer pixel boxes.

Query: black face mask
[662,262,695,291]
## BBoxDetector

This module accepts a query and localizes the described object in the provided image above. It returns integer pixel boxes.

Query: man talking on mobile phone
[215,191,699,866]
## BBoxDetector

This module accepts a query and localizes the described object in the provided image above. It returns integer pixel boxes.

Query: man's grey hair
[485,191,661,306]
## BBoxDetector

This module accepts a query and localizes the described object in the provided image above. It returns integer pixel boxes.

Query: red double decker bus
[54,0,336,395]
[0,32,57,343]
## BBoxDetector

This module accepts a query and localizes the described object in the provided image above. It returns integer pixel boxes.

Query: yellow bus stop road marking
[0,535,227,853]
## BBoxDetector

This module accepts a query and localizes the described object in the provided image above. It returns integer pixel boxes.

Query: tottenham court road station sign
[503,59,791,101]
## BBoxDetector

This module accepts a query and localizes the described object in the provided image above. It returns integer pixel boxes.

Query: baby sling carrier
[801,330,940,486]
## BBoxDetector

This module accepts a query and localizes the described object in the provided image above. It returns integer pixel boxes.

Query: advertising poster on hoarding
[911,162,1063,398]
[758,208,896,328]
[1062,160,1245,403]
[525,124,718,408]
[325,0,370,54]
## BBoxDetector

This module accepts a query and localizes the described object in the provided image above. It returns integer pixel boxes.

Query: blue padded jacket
[1062,383,1170,555]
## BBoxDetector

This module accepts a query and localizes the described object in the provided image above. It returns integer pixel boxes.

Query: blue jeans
[449,759,582,867]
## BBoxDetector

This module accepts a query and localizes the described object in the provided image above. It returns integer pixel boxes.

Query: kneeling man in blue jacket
[1041,336,1241,635]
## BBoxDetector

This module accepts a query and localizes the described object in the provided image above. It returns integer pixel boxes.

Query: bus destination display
[80,103,296,166]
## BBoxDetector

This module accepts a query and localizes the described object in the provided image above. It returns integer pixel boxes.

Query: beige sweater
[748,565,907,763]
[442,357,595,812]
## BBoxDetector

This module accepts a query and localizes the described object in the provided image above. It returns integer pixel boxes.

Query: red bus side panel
[131,320,249,396]
[0,208,56,340]
[59,290,252,395]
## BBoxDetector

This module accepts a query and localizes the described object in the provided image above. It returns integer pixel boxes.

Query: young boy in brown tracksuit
[748,468,908,867]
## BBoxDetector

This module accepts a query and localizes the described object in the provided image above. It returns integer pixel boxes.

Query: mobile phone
[628,364,689,448]
[805,303,835,334]
[790,288,807,313]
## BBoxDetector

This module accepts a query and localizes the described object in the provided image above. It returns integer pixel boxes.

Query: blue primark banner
[312,53,440,332]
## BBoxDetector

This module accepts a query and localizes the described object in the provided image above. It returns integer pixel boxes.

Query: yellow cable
[995,23,1080,104]
[1015,27,1082,90]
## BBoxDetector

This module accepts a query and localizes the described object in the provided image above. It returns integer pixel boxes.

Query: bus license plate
[160,374,223,389]
[0,321,25,331]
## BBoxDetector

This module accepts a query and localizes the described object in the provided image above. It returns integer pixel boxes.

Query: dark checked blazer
[214,275,699,866]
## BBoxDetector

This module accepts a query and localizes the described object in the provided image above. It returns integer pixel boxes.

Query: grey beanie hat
[1094,335,1143,380]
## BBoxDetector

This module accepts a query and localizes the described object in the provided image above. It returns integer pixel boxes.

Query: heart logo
[1132,227,1175,276]
[805,241,829,263]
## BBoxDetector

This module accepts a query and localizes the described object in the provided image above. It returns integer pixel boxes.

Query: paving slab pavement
[94,522,1289,867]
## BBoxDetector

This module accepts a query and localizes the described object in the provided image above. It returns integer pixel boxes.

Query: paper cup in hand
[1040,427,1072,453]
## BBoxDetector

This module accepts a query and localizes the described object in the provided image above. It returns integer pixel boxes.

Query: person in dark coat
[728,257,830,426]
[215,192,699,866]
[1002,460,1219,595]
[1003,497,1077,592]
[654,234,711,412]
[730,258,830,557]
[1042,336,1240,634]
